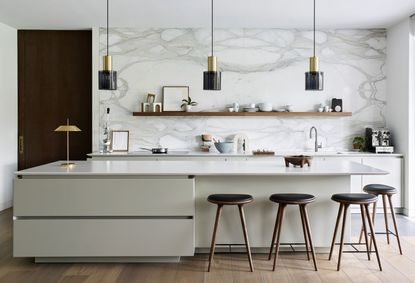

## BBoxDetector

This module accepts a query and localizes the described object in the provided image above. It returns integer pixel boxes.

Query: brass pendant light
[203,0,221,90]
[99,0,117,90]
[305,0,324,91]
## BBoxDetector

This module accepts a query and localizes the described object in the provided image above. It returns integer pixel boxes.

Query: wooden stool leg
[329,203,344,261]
[336,204,349,271]
[360,204,371,261]
[369,200,377,252]
[273,204,286,271]
[358,224,364,244]
[301,204,318,271]
[388,195,403,255]
[208,204,223,272]
[364,204,383,271]
[299,204,310,261]
[382,194,390,244]
[268,205,282,260]
[238,204,254,272]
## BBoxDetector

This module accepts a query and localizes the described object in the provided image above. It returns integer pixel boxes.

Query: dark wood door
[18,30,92,170]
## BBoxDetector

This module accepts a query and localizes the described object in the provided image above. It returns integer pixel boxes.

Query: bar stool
[329,193,382,271]
[207,194,254,272]
[268,193,318,271]
[358,184,402,255]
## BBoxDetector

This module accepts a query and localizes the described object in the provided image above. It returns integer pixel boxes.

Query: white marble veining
[16,160,387,176]
[98,28,386,152]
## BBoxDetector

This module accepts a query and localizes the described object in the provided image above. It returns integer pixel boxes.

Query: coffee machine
[365,128,394,153]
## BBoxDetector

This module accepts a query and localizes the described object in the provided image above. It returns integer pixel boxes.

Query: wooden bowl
[284,155,313,168]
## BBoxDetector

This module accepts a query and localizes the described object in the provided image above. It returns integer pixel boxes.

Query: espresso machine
[365,128,394,153]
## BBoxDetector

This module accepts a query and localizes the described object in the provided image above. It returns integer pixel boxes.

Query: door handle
[19,136,24,154]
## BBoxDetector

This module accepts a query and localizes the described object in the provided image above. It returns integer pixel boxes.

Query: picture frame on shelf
[111,130,130,152]
[162,86,189,111]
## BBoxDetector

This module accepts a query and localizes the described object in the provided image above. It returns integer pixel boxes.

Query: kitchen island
[14,159,386,262]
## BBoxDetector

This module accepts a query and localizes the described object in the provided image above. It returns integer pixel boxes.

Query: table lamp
[54,118,81,167]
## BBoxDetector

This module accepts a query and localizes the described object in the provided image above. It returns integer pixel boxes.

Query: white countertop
[87,150,403,158]
[16,160,388,176]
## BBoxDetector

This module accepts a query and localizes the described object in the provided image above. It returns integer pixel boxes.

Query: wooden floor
[1,209,415,283]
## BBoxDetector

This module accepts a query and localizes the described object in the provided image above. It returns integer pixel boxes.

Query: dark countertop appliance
[365,128,394,153]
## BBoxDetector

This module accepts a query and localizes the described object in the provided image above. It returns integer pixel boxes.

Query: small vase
[185,105,192,112]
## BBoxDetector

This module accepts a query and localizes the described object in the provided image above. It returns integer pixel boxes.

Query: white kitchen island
[14,159,387,262]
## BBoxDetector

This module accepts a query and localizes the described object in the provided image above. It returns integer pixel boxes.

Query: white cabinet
[362,157,403,209]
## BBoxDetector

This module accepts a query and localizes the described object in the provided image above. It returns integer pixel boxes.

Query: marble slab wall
[98,28,386,151]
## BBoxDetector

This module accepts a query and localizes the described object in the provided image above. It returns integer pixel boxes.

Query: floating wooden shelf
[132,111,352,117]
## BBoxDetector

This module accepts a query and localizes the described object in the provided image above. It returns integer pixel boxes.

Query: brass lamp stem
[208,56,217,72]
[103,55,113,71]
[309,56,319,72]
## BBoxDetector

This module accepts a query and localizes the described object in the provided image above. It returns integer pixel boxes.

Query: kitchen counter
[88,150,403,158]
[13,159,387,262]
[16,159,387,176]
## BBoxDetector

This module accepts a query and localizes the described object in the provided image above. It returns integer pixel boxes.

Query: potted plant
[352,136,365,151]
[181,97,198,112]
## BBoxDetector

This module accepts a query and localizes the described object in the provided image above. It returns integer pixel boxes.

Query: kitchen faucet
[309,126,322,152]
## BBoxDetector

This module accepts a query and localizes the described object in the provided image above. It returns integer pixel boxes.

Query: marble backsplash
[98,28,386,152]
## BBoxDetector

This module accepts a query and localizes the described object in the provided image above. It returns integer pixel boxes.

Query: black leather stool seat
[269,193,315,204]
[208,194,253,204]
[332,193,377,204]
[363,184,397,194]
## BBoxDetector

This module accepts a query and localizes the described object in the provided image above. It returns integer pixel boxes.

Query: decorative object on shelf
[98,0,117,90]
[163,86,190,111]
[258,103,273,112]
[285,105,294,112]
[233,102,240,112]
[252,150,275,156]
[352,136,365,151]
[305,0,324,91]
[54,118,82,167]
[227,107,234,112]
[181,96,198,112]
[331,98,343,112]
[102,107,112,153]
[141,94,162,112]
[284,155,313,168]
[214,141,234,153]
[203,0,221,90]
[111,130,129,152]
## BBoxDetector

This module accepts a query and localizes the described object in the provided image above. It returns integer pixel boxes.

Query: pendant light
[305,0,324,91]
[99,0,117,90]
[203,0,221,90]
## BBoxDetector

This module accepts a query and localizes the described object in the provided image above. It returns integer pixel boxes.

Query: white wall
[386,17,414,216]
[0,22,17,211]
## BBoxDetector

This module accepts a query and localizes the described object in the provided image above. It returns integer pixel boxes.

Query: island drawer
[14,178,195,216]
[14,218,194,257]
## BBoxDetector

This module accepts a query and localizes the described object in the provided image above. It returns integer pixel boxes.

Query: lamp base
[60,162,75,168]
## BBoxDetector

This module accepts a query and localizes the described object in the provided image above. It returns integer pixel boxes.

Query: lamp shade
[99,70,117,90]
[305,71,324,91]
[54,125,81,132]
[203,71,221,90]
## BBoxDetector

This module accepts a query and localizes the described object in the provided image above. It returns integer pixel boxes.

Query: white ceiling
[0,0,414,29]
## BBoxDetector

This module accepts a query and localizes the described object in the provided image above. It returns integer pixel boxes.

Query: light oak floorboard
[1,209,415,283]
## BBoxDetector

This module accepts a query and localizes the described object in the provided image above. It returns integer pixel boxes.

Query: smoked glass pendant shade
[203,71,221,90]
[305,71,323,91]
[99,70,117,90]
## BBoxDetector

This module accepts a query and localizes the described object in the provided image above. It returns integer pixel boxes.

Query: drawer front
[14,178,194,216]
[14,219,194,257]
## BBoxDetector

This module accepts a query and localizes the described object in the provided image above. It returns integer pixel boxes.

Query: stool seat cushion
[363,184,397,194]
[269,193,316,204]
[208,194,253,204]
[331,193,377,204]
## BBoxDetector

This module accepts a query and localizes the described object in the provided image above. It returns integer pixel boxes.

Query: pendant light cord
[313,0,315,57]
[211,0,214,57]
[107,0,109,56]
